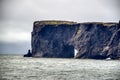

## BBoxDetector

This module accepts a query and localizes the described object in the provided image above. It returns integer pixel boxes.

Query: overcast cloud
[0,0,119,54]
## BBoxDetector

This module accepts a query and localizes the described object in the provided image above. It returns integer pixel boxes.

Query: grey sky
[0,0,119,54]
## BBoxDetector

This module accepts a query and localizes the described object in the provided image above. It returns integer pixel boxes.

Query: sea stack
[25,20,120,59]
[24,49,32,57]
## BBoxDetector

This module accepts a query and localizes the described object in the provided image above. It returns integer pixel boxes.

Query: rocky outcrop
[26,20,120,59]
[24,49,32,57]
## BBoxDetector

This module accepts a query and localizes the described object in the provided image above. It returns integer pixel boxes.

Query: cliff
[25,20,120,59]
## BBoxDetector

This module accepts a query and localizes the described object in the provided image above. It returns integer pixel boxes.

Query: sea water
[0,55,120,80]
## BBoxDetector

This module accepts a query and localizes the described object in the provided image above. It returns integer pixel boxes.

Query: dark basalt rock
[24,49,32,57]
[27,20,120,59]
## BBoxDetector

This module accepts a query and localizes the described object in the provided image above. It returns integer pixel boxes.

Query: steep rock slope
[29,20,120,59]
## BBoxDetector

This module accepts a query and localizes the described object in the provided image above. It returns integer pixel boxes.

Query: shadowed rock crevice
[25,20,120,59]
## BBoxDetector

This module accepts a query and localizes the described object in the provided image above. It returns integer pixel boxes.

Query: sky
[0,0,120,54]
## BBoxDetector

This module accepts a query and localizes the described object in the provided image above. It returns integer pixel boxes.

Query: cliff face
[30,21,120,59]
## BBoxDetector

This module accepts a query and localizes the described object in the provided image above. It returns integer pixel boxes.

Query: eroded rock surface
[28,20,120,59]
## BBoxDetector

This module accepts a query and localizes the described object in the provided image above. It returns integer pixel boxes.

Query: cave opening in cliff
[74,49,78,57]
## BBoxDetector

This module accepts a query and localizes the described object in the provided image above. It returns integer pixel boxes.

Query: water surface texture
[0,55,120,80]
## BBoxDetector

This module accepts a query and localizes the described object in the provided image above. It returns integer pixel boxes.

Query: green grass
[34,20,117,27]
[81,22,117,27]
[102,23,116,27]
[34,20,77,25]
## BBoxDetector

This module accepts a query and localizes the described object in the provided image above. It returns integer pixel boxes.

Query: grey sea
[0,55,120,80]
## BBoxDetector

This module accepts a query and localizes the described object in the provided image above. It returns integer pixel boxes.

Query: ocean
[0,55,120,80]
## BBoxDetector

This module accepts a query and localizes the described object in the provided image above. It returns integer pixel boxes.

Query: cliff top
[34,20,78,25]
[34,20,118,27]
[81,22,117,27]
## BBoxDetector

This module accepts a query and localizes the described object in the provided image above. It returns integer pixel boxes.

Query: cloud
[0,31,30,42]
[0,0,119,54]
[0,20,32,42]
[1,0,119,22]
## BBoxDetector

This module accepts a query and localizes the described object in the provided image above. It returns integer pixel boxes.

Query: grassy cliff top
[34,20,78,25]
[34,20,118,27]
[81,22,117,27]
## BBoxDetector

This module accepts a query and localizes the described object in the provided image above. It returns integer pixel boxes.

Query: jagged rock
[24,49,32,57]
[29,20,120,59]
